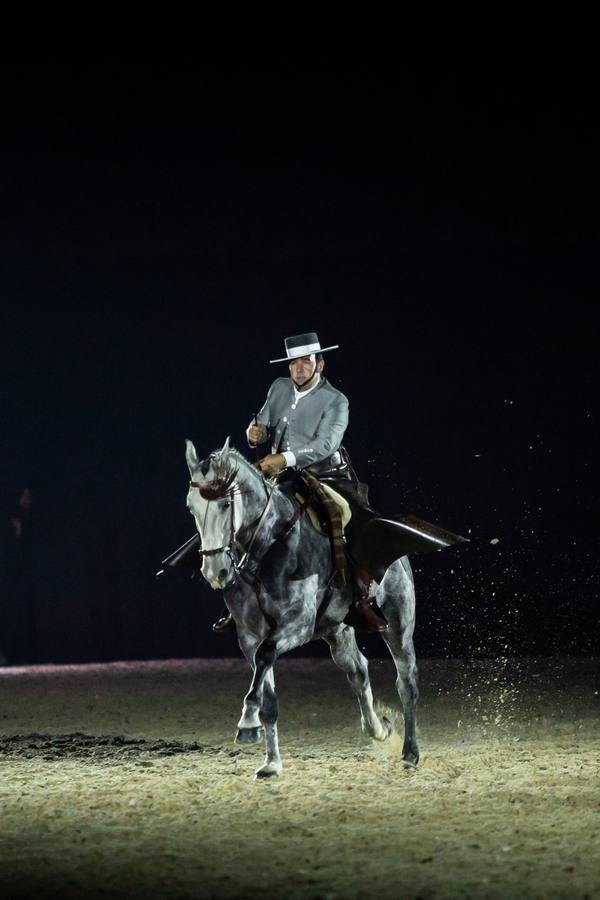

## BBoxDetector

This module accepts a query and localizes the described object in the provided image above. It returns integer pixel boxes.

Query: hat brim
[269,344,339,364]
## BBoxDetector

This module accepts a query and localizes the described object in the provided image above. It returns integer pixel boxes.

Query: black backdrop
[1,65,597,663]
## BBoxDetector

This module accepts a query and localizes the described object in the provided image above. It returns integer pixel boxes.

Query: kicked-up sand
[0,655,599,898]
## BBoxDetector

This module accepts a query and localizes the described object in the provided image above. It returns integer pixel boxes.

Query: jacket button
[291,404,296,409]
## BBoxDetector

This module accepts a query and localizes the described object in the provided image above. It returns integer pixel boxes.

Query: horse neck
[232,452,292,534]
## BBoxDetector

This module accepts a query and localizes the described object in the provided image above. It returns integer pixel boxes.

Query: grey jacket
[248,376,349,469]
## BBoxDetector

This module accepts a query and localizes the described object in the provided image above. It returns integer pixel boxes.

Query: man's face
[289,354,323,389]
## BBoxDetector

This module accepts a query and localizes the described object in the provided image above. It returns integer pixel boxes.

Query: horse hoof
[255,762,282,779]
[235,727,263,744]
[402,753,419,770]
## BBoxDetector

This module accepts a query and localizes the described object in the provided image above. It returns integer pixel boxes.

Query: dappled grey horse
[185,437,419,778]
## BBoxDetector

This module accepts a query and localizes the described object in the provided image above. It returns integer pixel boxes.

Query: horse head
[185,436,243,590]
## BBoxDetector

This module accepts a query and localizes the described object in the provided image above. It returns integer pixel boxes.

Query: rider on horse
[210,331,388,633]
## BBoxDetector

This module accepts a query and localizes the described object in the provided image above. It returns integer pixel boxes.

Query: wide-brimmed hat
[269,332,339,364]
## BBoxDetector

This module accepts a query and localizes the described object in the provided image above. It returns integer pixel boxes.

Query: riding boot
[345,594,388,632]
[355,596,388,632]
[212,608,234,633]
[344,568,388,632]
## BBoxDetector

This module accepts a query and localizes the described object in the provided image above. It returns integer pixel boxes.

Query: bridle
[189,477,275,575]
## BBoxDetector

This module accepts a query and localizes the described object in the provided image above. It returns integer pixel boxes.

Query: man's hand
[257,453,287,477]
[248,423,267,445]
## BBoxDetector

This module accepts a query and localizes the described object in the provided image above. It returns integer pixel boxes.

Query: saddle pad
[296,483,352,534]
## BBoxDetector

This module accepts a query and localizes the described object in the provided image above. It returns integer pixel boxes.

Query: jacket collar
[290,373,324,398]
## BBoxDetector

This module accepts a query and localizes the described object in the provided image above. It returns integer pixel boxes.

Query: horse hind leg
[378,564,420,767]
[324,624,392,741]
[383,630,420,767]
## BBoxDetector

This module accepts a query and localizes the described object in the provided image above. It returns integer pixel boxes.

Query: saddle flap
[350,515,468,582]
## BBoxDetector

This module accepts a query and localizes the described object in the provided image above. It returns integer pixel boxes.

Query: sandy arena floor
[0,655,599,898]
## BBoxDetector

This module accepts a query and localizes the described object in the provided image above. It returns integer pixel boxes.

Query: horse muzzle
[202,559,237,591]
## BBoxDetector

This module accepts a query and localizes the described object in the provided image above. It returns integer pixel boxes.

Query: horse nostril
[218,569,228,582]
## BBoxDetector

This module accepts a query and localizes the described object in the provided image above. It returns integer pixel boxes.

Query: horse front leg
[236,635,277,740]
[255,669,282,778]
[237,578,318,776]
[236,636,283,777]
[235,632,266,745]
[324,624,392,741]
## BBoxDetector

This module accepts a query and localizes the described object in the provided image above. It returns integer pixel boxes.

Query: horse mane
[228,447,271,494]
[228,447,264,480]
[194,445,265,500]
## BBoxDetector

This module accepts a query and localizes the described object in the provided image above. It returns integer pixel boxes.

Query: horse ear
[185,439,199,473]
[221,436,231,459]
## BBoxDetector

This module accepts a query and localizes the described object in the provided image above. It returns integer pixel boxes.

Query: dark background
[1,64,597,664]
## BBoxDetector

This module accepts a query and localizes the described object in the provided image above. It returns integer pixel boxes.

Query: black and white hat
[269,332,339,364]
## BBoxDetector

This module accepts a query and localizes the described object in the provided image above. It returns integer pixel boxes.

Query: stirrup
[212,613,234,633]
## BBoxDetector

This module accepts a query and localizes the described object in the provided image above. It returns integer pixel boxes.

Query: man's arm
[246,421,269,446]
[246,380,278,447]
[294,394,349,468]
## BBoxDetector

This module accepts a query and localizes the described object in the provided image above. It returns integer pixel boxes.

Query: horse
[185,436,419,778]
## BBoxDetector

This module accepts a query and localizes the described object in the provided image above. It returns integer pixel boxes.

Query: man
[248,332,349,479]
